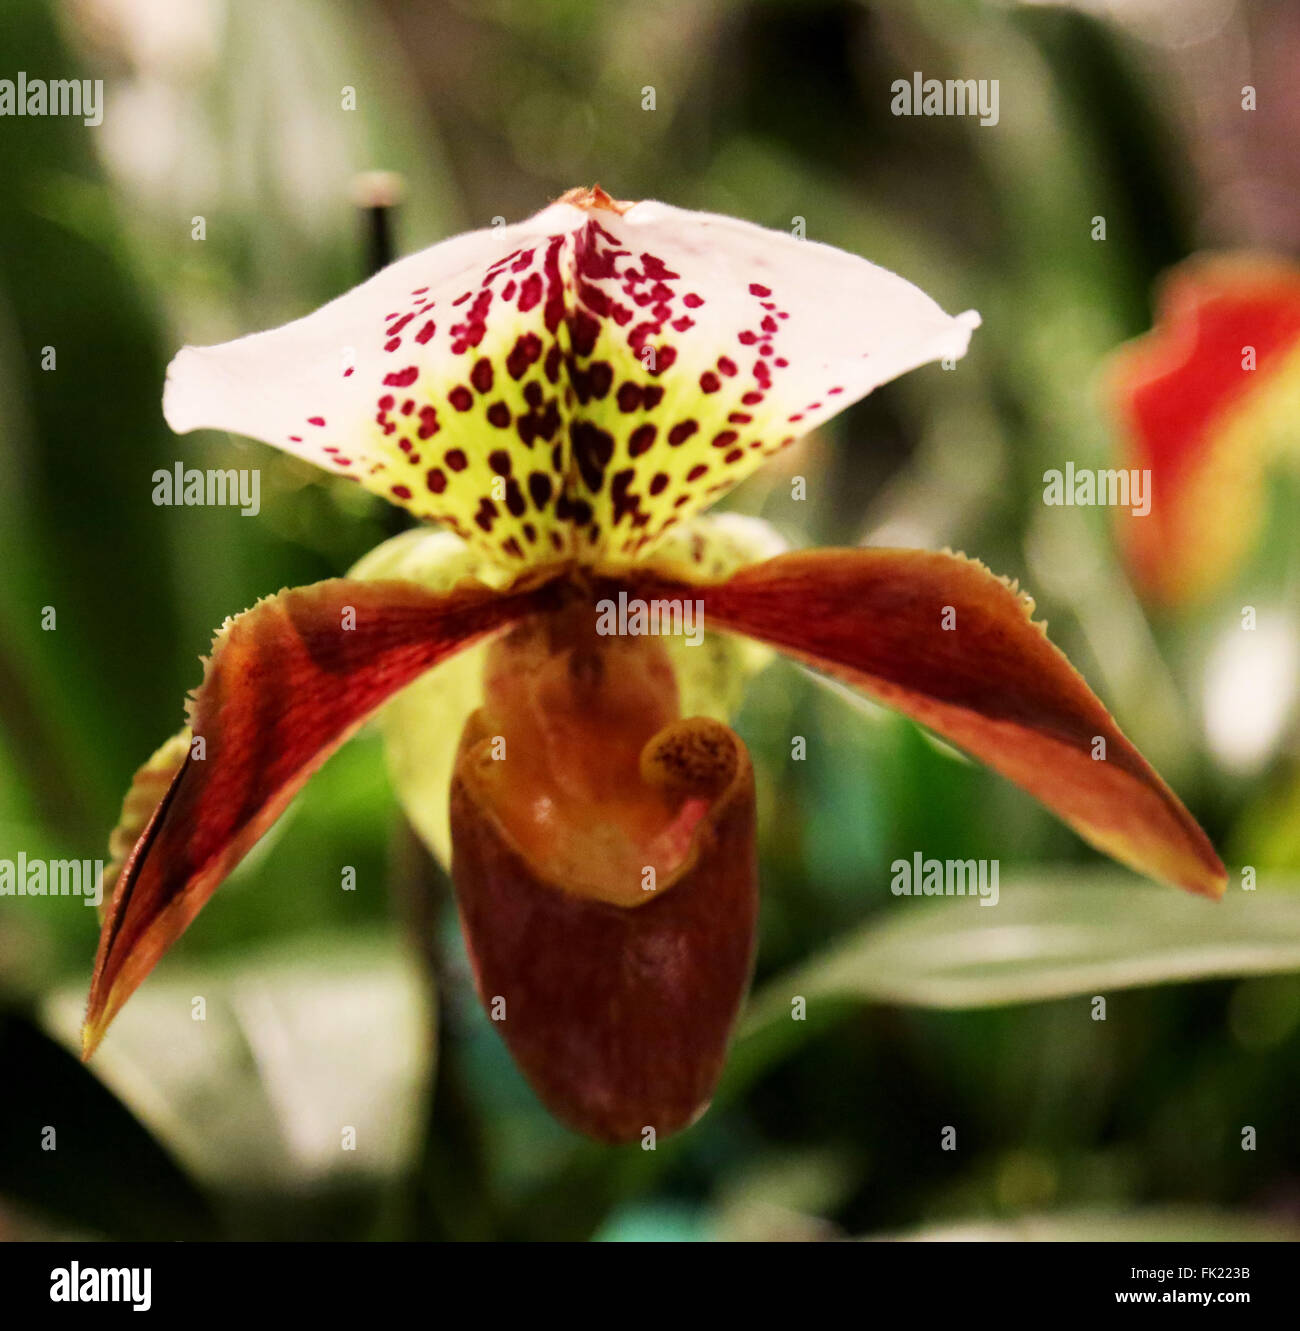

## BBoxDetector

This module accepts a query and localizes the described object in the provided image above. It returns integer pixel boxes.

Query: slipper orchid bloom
[1110,255,1300,606]
[85,188,1225,1143]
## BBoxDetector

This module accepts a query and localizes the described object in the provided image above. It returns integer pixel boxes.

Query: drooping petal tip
[633,546,1225,900]
[82,572,564,1057]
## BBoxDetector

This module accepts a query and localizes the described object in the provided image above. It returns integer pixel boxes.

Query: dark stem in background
[354,175,500,1236]
[353,172,416,544]
[352,171,406,278]
[388,818,502,1240]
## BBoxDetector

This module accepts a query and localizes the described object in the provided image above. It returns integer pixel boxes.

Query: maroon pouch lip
[450,708,758,1143]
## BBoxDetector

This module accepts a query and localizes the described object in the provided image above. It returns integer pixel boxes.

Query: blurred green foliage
[1,0,1298,1240]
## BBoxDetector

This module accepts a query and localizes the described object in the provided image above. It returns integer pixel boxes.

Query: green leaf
[736,871,1300,1060]
[42,932,434,1200]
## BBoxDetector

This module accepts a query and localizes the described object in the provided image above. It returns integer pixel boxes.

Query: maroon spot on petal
[445,448,468,472]
[385,338,401,353]
[749,283,771,297]
[507,332,543,380]
[426,468,447,494]
[642,385,664,409]
[724,448,744,463]
[640,253,680,282]
[738,331,758,346]
[712,430,739,449]
[668,420,698,446]
[699,372,721,394]
[578,281,610,317]
[418,406,440,439]
[528,471,553,509]
[488,450,512,476]
[471,358,494,393]
[671,317,694,333]
[391,484,413,500]
[588,361,613,400]
[401,399,415,415]
[384,366,419,388]
[308,417,326,427]
[449,386,473,412]
[628,423,657,457]
[616,382,643,413]
[415,320,436,344]
[649,472,669,495]
[379,394,395,410]
[686,463,708,482]
[717,357,737,377]
[570,310,601,358]
[683,293,704,308]
[504,478,526,517]
[610,468,641,524]
[741,391,764,406]
[728,412,752,424]
[487,402,511,429]
[570,420,615,492]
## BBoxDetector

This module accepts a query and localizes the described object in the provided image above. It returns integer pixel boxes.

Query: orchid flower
[84,187,1225,1143]
[1110,255,1300,606]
